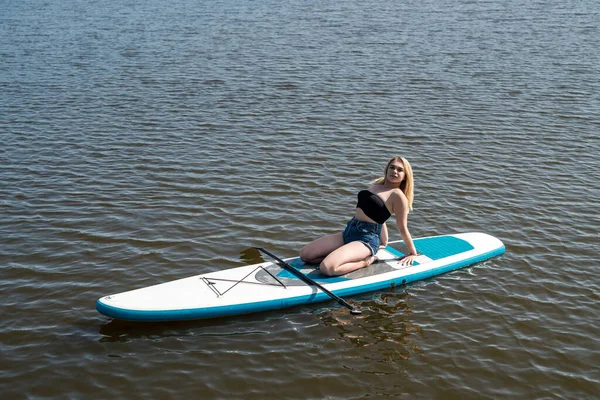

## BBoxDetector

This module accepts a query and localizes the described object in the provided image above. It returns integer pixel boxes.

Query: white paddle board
[96,232,504,322]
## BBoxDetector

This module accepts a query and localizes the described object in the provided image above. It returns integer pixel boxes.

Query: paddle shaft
[256,247,361,315]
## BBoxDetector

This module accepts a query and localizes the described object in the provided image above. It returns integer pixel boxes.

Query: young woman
[299,156,418,276]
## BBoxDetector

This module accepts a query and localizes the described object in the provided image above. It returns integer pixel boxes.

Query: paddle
[256,247,362,315]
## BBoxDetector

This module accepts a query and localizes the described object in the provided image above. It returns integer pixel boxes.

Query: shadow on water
[97,314,276,343]
[96,297,261,342]
[238,247,264,265]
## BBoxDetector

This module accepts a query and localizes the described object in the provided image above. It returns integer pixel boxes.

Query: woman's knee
[319,260,337,276]
[299,245,312,262]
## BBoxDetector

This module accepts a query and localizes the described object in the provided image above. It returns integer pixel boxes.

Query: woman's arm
[393,190,418,265]
[380,222,389,248]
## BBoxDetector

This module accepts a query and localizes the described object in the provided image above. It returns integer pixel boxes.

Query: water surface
[1,0,599,398]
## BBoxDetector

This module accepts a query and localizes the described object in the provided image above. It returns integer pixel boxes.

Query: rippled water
[1,0,599,398]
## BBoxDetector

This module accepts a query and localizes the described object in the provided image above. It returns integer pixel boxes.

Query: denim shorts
[342,217,382,256]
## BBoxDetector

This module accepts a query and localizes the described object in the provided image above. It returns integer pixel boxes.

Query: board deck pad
[96,232,505,322]
[256,235,472,286]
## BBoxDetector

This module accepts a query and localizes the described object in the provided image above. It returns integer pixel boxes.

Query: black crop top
[356,190,391,224]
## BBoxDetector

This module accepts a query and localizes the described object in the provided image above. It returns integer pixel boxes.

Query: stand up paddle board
[96,232,504,322]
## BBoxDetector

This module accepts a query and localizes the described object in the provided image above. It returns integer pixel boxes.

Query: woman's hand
[399,254,418,267]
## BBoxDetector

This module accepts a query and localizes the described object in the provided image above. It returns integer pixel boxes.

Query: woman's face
[386,160,405,184]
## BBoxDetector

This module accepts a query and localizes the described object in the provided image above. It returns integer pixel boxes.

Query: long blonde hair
[373,157,414,210]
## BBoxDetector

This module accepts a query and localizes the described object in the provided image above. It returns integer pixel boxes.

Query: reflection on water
[317,290,423,362]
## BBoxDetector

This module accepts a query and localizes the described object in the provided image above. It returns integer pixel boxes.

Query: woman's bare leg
[319,241,377,276]
[299,232,345,264]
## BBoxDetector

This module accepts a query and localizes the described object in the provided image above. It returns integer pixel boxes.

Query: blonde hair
[373,157,414,210]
